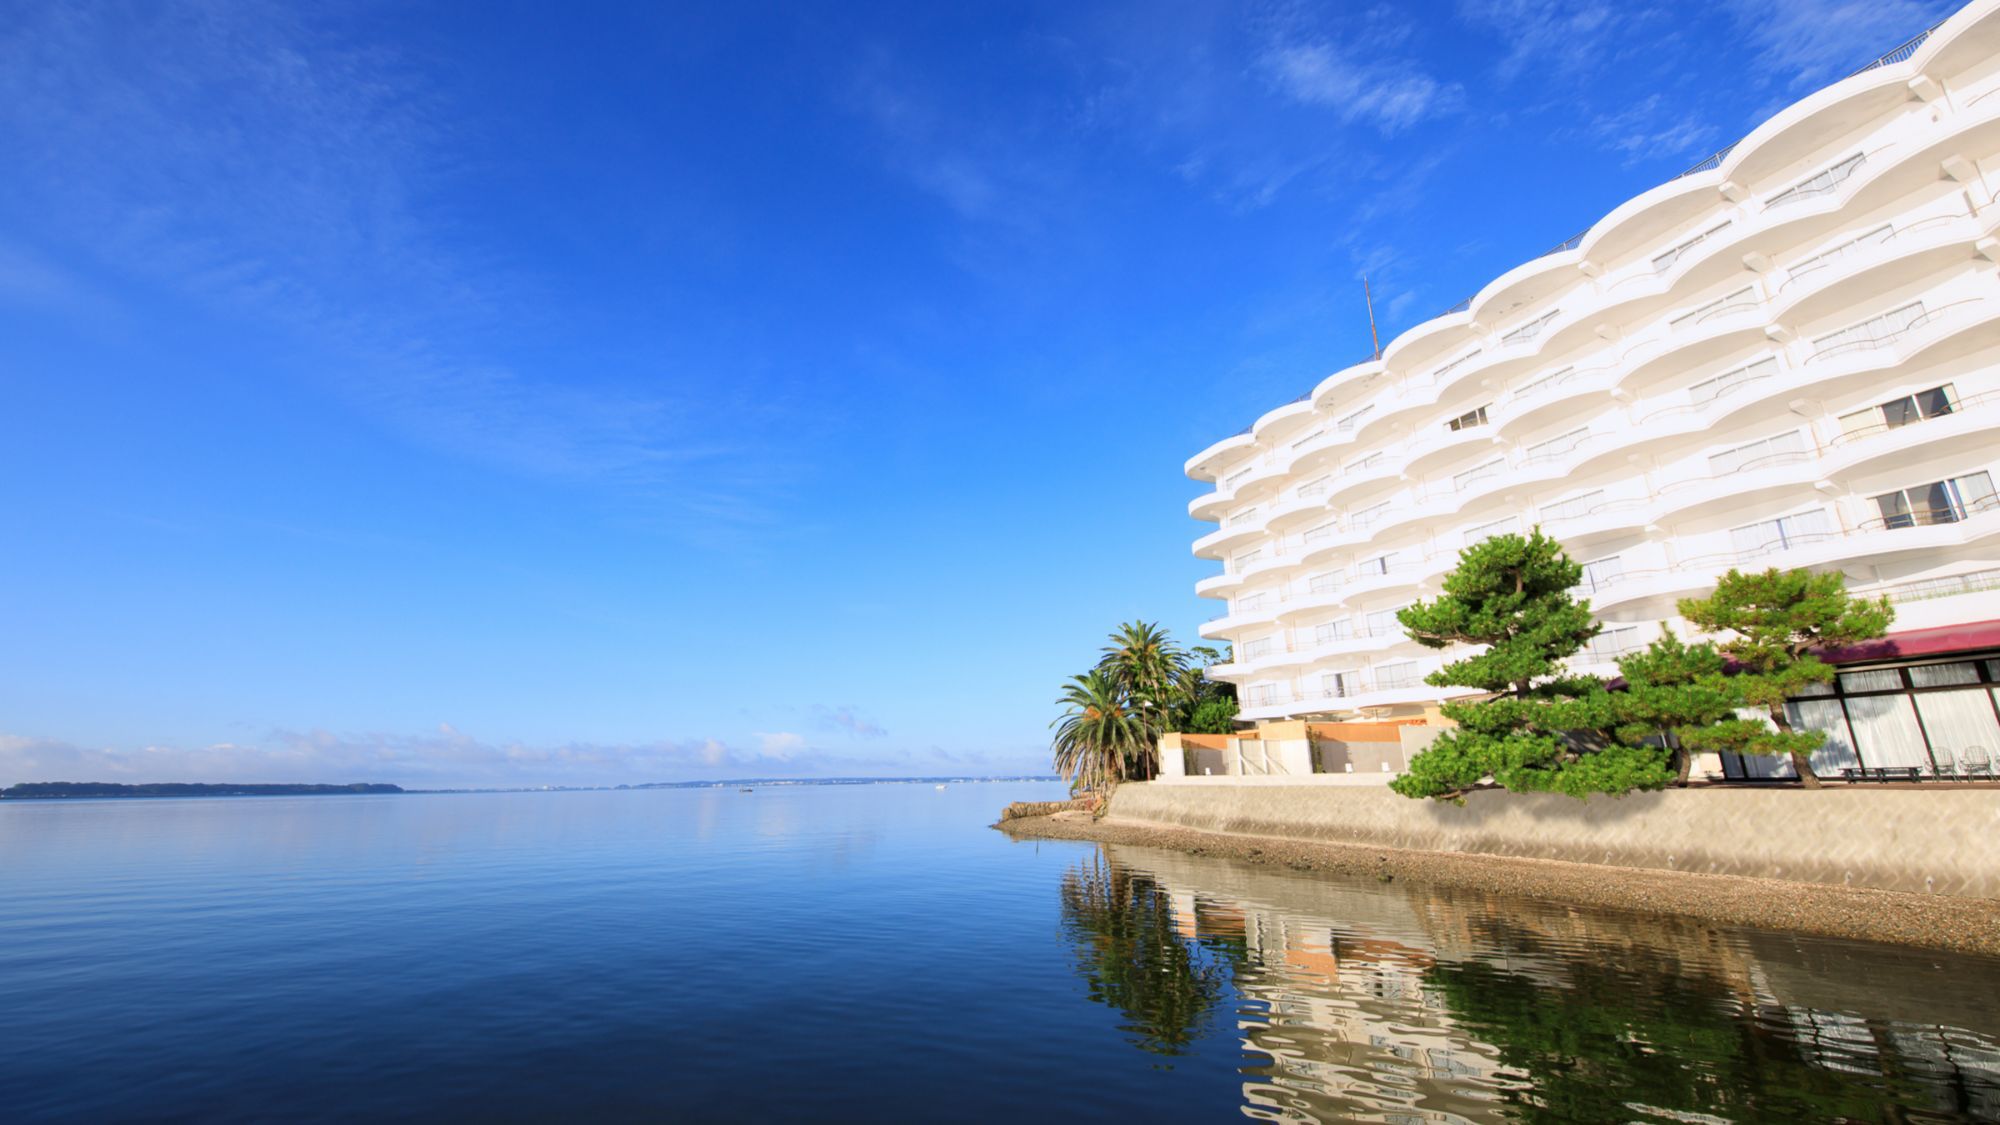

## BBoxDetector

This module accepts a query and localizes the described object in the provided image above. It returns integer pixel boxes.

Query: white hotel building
[1187,2,2000,779]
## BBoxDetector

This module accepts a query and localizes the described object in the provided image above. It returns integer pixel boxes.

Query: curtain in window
[1911,690,2000,774]
[1786,698,1860,774]
[1843,693,1932,769]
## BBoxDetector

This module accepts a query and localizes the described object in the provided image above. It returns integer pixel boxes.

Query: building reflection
[1057,842,2000,1123]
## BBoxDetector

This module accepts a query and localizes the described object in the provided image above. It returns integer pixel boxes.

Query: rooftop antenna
[1363,276,1382,360]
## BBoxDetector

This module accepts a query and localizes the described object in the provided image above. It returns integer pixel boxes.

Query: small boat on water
[935,784,947,790]
[739,787,754,793]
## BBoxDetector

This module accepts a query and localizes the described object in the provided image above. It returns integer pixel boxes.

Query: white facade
[1188,2,2000,724]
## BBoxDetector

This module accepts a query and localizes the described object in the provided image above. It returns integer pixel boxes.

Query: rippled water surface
[4,784,1999,1122]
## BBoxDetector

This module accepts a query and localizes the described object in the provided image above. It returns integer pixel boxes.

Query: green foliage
[1050,669,1154,793]
[1398,528,1600,693]
[1053,623,1238,791]
[1184,696,1239,734]
[1391,530,1659,800]
[1057,856,1236,1055]
[1607,630,1743,786]
[1677,568,1892,787]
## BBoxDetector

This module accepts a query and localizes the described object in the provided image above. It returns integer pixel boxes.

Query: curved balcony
[1494,362,1622,439]
[1820,389,2000,479]
[1650,452,1825,526]
[1538,496,1652,551]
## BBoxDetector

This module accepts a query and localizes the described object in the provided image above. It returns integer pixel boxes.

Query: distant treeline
[0,782,404,800]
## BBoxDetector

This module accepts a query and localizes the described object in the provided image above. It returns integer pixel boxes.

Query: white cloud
[1729,0,1958,89]
[1456,0,1623,82]
[1259,42,1460,134]
[1582,94,1722,166]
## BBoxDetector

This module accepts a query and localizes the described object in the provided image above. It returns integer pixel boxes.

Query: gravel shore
[998,811,2000,956]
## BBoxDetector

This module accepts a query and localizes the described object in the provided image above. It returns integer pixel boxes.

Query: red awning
[1822,619,2000,665]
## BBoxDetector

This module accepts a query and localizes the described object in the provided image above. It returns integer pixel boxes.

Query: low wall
[1106,783,2000,898]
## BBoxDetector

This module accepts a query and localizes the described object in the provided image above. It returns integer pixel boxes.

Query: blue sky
[0,0,1959,786]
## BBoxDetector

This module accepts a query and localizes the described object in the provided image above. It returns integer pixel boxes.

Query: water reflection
[1057,843,2000,1123]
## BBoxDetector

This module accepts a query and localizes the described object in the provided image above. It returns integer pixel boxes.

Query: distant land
[0,777,1058,800]
[0,782,404,800]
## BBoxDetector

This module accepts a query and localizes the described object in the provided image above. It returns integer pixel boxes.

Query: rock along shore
[997,811,2000,957]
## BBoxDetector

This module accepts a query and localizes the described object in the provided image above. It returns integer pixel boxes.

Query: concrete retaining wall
[1107,782,2000,898]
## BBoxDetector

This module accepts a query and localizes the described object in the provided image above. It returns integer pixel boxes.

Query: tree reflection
[1057,852,1237,1056]
[1423,928,1990,1123]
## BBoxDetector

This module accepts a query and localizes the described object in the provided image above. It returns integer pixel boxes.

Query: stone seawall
[1106,783,2000,899]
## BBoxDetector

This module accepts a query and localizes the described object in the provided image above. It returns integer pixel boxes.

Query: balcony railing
[1856,492,2000,532]
[1873,567,2000,605]
[1813,298,1983,361]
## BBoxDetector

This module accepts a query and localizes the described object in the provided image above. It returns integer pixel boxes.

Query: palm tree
[1051,669,1155,792]
[1097,621,1185,726]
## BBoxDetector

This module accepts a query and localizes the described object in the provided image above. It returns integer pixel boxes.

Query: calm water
[4,783,1999,1122]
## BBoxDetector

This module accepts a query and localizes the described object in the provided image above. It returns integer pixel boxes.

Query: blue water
[4,783,1998,1122]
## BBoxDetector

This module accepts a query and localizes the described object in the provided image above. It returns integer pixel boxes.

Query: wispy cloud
[813,705,888,739]
[1580,94,1722,166]
[0,1,786,533]
[1257,41,1460,134]
[1456,0,1623,82]
[1728,0,1958,90]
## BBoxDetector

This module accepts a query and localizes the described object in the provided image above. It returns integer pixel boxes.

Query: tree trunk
[1770,706,1821,789]
[1669,734,1691,787]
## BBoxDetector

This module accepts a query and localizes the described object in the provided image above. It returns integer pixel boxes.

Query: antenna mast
[1363,276,1382,360]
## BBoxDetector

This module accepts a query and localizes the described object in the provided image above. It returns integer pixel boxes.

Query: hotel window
[1236,593,1266,612]
[1462,514,1521,546]
[1233,548,1263,569]
[1687,357,1777,405]
[1453,457,1506,492]
[1314,619,1353,645]
[1500,310,1559,345]
[1364,606,1405,638]
[1432,349,1483,381]
[1308,570,1343,594]
[1241,637,1275,660]
[1358,552,1400,577]
[1872,472,1998,529]
[1248,682,1281,707]
[1579,555,1625,592]
[1731,508,1832,559]
[1337,404,1376,432]
[1583,626,1641,661]
[1722,657,2000,780]
[1347,451,1384,473]
[1526,427,1590,462]
[1446,405,1491,432]
[1838,384,1957,438]
[1812,301,1925,356]
[1352,500,1392,529]
[1514,366,1576,398]
[1304,521,1338,543]
[1290,428,1326,451]
[1765,151,1865,208]
[1319,671,1357,698]
[1375,661,1423,690]
[1789,223,1892,280]
[1297,474,1333,499]
[1669,286,1759,330]
[1708,429,1806,475]
[1541,489,1606,522]
[1652,220,1732,273]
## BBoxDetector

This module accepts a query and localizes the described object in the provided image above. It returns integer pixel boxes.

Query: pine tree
[1391,530,1668,800]
[1608,630,1741,787]
[1676,568,1892,788]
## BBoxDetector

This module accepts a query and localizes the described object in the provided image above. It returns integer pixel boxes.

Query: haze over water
[4,783,1998,1122]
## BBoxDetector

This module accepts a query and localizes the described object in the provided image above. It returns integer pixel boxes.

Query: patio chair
[1931,746,1956,780]
[1962,746,1993,779]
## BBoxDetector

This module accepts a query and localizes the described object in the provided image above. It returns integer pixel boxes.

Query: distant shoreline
[1,776,1061,801]
[0,782,403,801]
